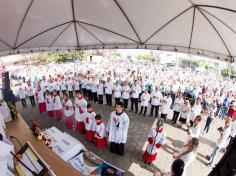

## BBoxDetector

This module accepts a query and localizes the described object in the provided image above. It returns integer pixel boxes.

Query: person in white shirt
[185,116,202,143]
[52,90,63,121]
[81,77,87,97]
[74,90,87,134]
[203,104,217,133]
[66,77,74,98]
[113,80,122,103]
[19,88,27,108]
[160,93,172,121]
[107,101,129,155]
[105,77,113,106]
[153,159,185,176]
[45,90,54,118]
[206,117,232,166]
[0,113,6,137]
[0,133,15,176]
[27,84,35,107]
[172,93,184,125]
[122,81,131,110]
[189,98,202,126]
[91,77,98,103]
[178,100,191,127]
[150,86,163,117]
[53,79,61,96]
[97,80,104,104]
[36,86,46,114]
[62,93,74,129]
[173,138,199,176]
[143,119,166,164]
[86,77,92,101]
[130,80,141,113]
[60,79,67,95]
[140,89,150,116]
[94,114,107,149]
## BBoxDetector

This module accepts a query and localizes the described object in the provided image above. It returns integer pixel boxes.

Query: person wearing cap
[140,89,150,116]
[143,119,166,164]
[206,117,232,166]
[160,93,172,121]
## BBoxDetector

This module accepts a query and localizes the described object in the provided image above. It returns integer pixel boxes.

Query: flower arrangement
[31,119,52,147]
[7,102,18,120]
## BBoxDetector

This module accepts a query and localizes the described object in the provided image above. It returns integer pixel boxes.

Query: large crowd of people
[2,58,236,176]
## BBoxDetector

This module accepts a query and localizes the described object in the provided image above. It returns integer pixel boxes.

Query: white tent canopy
[0,0,236,62]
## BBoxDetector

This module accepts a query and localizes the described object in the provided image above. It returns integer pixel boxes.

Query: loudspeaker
[1,71,10,90]
[1,89,17,104]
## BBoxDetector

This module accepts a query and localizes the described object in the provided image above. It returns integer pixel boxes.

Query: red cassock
[38,102,46,114]
[77,121,85,134]
[94,121,107,149]
[86,130,95,142]
[47,111,54,118]
[95,135,107,149]
[142,128,166,164]
[143,138,162,164]
[66,115,74,129]
[228,108,236,119]
[54,109,63,121]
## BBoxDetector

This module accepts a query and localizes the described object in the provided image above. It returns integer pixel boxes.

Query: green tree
[221,68,230,77]
[110,50,121,58]
[204,63,210,70]
[47,51,77,63]
[192,60,201,68]
[135,53,155,61]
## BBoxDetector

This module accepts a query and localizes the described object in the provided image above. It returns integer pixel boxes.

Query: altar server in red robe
[74,90,87,133]
[94,114,107,149]
[84,104,96,142]
[62,93,74,129]
[45,90,53,118]
[143,119,166,164]
[36,86,46,114]
[52,90,63,121]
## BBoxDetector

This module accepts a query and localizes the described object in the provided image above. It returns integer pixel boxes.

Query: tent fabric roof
[0,0,236,62]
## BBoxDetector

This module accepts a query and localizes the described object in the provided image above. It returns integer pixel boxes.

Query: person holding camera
[206,117,232,166]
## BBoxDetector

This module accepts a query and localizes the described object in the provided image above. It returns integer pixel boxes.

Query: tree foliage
[192,60,201,68]
[221,68,230,77]
[47,51,77,63]
[135,53,155,61]
[110,50,122,58]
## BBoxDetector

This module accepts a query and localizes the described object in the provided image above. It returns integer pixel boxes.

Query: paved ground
[16,98,226,176]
